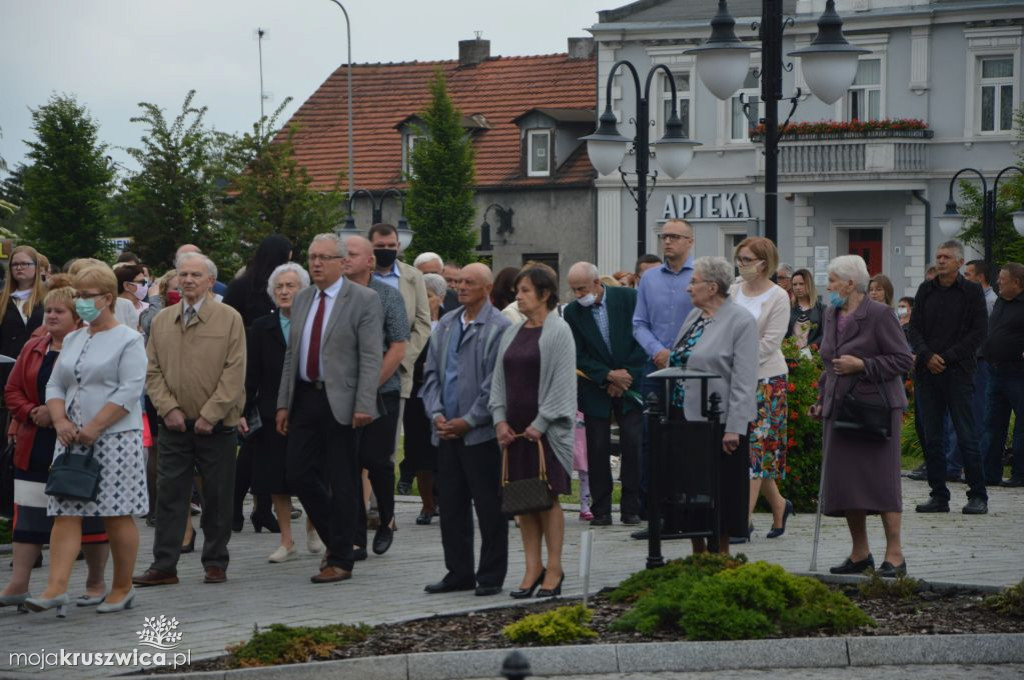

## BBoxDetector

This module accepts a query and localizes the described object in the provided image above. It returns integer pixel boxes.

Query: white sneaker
[268,544,298,563]
[307,529,324,554]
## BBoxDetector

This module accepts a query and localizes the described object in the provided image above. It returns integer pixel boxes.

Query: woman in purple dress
[812,255,912,578]
[491,266,576,599]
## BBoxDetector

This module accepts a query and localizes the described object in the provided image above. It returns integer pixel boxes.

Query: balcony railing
[754,130,933,178]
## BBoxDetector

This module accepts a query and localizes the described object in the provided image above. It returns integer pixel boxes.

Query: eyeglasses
[73,292,105,300]
[658,233,692,242]
[133,279,151,287]
[308,254,344,263]
[735,256,760,265]
[10,262,35,270]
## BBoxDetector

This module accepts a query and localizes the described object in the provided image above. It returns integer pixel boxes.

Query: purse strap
[842,375,890,410]
[501,431,547,487]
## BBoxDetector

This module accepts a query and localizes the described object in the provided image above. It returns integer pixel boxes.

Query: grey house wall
[590,0,1024,296]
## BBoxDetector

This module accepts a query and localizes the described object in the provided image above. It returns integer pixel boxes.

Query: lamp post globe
[788,0,870,105]
[686,0,755,101]
[653,114,699,179]
[1012,209,1024,239]
[937,201,965,238]
[581,108,630,176]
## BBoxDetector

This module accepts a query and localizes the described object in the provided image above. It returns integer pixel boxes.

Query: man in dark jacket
[908,240,989,514]
[565,262,647,526]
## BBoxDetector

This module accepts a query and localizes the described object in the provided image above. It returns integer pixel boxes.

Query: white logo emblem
[136,615,184,650]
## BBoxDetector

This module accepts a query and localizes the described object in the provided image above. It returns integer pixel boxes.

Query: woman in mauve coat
[812,255,913,579]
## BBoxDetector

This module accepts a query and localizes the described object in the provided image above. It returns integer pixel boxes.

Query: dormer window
[527,130,551,177]
[403,132,425,176]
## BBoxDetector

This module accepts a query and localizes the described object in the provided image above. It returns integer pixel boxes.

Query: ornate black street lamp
[342,187,413,249]
[937,166,1024,268]
[477,203,514,252]
[581,64,701,257]
[686,0,868,244]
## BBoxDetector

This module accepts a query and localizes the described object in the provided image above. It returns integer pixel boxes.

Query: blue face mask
[828,291,847,309]
[75,297,102,323]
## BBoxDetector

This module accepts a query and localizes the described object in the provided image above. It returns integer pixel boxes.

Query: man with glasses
[275,234,383,584]
[631,219,696,535]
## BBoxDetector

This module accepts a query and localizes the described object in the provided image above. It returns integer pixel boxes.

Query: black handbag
[500,433,553,516]
[0,439,14,518]
[45,445,102,502]
[833,376,892,441]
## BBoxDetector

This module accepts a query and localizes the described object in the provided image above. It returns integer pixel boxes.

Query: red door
[848,229,883,275]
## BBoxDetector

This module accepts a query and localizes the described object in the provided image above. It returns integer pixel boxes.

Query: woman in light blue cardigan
[490,266,576,599]
[669,256,758,554]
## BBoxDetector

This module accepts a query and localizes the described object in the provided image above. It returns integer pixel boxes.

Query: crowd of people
[1,219,1022,619]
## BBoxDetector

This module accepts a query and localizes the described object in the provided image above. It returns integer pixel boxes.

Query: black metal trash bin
[643,367,724,568]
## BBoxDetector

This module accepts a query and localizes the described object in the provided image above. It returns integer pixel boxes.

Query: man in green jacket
[564,262,647,526]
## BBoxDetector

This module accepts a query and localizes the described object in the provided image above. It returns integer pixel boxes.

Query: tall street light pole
[686,0,867,244]
[937,166,1024,270]
[327,0,354,198]
[581,64,700,258]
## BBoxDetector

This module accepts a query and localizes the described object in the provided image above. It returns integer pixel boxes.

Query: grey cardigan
[489,311,577,474]
[672,298,758,435]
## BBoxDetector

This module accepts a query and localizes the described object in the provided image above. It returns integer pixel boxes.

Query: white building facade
[589,0,1024,295]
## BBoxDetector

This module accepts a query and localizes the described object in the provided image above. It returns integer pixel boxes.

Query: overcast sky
[1,0,610,175]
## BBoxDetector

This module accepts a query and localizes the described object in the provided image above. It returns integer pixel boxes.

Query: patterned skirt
[749,374,788,480]
[47,430,149,518]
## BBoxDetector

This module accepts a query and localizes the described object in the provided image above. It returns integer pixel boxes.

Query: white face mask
[738,261,763,282]
[897,307,909,318]
[577,292,597,308]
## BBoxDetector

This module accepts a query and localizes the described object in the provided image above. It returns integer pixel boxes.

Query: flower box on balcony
[750,119,933,143]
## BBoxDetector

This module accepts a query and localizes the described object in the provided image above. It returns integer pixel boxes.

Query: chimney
[567,37,595,60]
[458,38,491,67]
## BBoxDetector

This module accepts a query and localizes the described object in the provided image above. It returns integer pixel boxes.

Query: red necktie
[305,291,327,381]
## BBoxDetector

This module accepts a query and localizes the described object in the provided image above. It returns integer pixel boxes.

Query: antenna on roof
[474,30,483,40]
[254,27,269,140]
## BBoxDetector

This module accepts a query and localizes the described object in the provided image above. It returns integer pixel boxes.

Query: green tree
[22,94,114,263]
[218,100,346,262]
[118,90,225,271]
[404,68,477,264]
[956,106,1024,267]
[0,164,28,234]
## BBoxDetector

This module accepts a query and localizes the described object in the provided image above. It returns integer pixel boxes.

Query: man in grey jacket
[419,263,510,596]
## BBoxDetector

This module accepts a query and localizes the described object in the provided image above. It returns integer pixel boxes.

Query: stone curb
[124,633,1024,679]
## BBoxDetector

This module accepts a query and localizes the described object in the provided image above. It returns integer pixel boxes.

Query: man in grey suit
[276,233,383,583]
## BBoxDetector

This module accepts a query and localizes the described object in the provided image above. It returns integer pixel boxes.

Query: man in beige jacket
[134,252,246,587]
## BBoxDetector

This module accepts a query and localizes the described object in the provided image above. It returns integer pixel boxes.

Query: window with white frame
[659,72,691,138]
[403,132,425,176]
[526,129,551,177]
[979,56,1015,133]
[730,70,762,142]
[846,59,882,121]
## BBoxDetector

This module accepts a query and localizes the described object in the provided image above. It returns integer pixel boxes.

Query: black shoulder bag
[833,376,892,441]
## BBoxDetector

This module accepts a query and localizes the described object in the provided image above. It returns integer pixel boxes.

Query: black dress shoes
[620,514,642,526]
[875,560,908,578]
[906,463,928,481]
[415,511,433,525]
[352,547,368,561]
[829,554,875,574]
[1001,477,1024,487]
[589,515,612,526]
[915,497,950,513]
[475,585,502,596]
[962,497,988,515]
[424,578,475,594]
[372,526,394,555]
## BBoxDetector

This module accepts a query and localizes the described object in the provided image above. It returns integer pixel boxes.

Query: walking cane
[809,443,827,572]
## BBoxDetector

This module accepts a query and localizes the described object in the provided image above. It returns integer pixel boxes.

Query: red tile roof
[282,53,597,192]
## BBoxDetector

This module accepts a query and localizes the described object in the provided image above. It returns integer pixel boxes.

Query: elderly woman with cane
[810,255,912,578]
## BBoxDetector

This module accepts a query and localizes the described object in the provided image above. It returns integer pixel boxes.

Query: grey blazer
[672,298,758,435]
[277,279,384,425]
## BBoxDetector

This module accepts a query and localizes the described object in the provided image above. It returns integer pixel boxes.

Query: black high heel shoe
[535,572,564,598]
[729,522,754,545]
[251,510,280,534]
[180,533,195,554]
[510,569,545,599]
[766,499,794,539]
[232,515,244,533]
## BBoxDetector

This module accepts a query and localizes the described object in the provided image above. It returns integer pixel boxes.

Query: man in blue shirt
[630,218,695,533]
